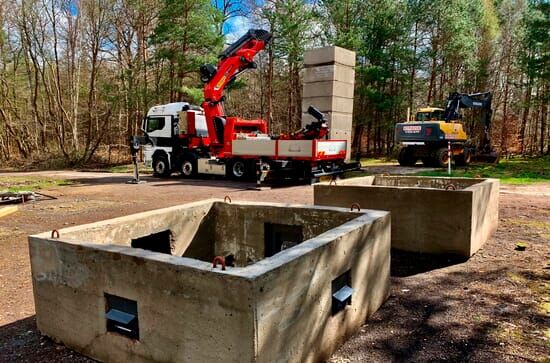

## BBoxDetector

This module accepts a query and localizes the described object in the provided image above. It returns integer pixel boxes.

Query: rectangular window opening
[146,117,166,133]
[105,293,139,340]
[264,223,304,258]
[331,269,353,315]
[131,230,173,254]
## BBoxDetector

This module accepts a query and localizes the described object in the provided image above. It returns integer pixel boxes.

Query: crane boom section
[201,30,271,147]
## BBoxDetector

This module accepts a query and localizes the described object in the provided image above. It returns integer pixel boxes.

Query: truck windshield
[416,111,444,121]
[146,117,165,132]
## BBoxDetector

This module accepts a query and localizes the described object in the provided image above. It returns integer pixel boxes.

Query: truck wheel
[397,147,417,166]
[229,159,248,180]
[454,150,471,166]
[435,148,450,168]
[180,154,198,178]
[153,155,171,177]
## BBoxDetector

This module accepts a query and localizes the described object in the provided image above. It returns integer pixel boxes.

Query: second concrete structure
[314,175,499,257]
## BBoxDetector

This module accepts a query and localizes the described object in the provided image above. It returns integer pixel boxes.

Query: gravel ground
[0,171,548,362]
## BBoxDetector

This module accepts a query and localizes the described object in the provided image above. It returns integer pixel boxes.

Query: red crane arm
[201,29,271,146]
[204,42,267,102]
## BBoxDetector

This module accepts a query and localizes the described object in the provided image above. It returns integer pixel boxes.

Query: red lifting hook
[212,256,226,271]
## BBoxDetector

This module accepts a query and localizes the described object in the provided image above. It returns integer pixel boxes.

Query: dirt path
[0,172,548,362]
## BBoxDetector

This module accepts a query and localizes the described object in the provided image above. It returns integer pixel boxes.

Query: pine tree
[150,0,223,102]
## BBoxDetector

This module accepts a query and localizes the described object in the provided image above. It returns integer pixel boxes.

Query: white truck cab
[141,102,206,168]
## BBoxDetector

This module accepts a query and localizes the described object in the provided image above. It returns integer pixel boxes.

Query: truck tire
[397,147,417,166]
[435,147,450,168]
[180,153,198,178]
[153,155,171,177]
[229,159,249,180]
[454,149,471,166]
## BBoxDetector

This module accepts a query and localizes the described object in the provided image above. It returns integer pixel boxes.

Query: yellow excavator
[395,92,498,167]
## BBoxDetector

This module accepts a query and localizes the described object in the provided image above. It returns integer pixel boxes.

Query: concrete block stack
[302,46,356,160]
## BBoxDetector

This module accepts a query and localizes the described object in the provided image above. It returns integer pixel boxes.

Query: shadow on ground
[0,316,93,362]
[329,267,549,362]
[4,268,547,362]
[64,174,311,190]
[391,249,467,277]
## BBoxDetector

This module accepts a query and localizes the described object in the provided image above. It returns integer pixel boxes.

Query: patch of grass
[360,157,396,167]
[507,271,526,283]
[415,156,549,184]
[342,170,370,179]
[506,219,550,229]
[107,164,134,173]
[107,164,152,174]
[0,176,75,192]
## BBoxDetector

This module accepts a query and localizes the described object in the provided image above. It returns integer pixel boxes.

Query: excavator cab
[415,108,445,122]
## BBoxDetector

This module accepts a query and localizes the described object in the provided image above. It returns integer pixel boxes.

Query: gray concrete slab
[303,81,355,99]
[303,65,355,84]
[303,46,356,67]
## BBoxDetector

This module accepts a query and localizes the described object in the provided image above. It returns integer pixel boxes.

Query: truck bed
[231,138,347,161]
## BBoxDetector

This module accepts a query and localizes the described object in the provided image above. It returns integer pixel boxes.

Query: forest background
[0,0,547,166]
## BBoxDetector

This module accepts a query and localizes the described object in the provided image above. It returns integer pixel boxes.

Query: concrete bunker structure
[29,199,390,363]
[314,176,499,257]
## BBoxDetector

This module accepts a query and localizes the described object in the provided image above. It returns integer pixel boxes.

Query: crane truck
[395,92,497,167]
[130,29,355,182]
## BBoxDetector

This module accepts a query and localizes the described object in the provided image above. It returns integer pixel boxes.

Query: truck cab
[141,102,207,171]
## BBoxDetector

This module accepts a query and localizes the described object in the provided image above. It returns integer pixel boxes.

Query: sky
[223,15,254,43]
[214,0,256,43]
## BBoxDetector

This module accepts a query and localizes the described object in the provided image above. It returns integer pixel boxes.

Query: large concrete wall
[29,238,255,363]
[302,46,355,160]
[214,203,357,265]
[470,178,500,255]
[29,200,391,363]
[57,200,215,257]
[314,176,499,257]
[253,211,391,363]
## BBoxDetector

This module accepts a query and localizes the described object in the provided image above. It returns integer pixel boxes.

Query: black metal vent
[331,269,353,315]
[105,293,139,340]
